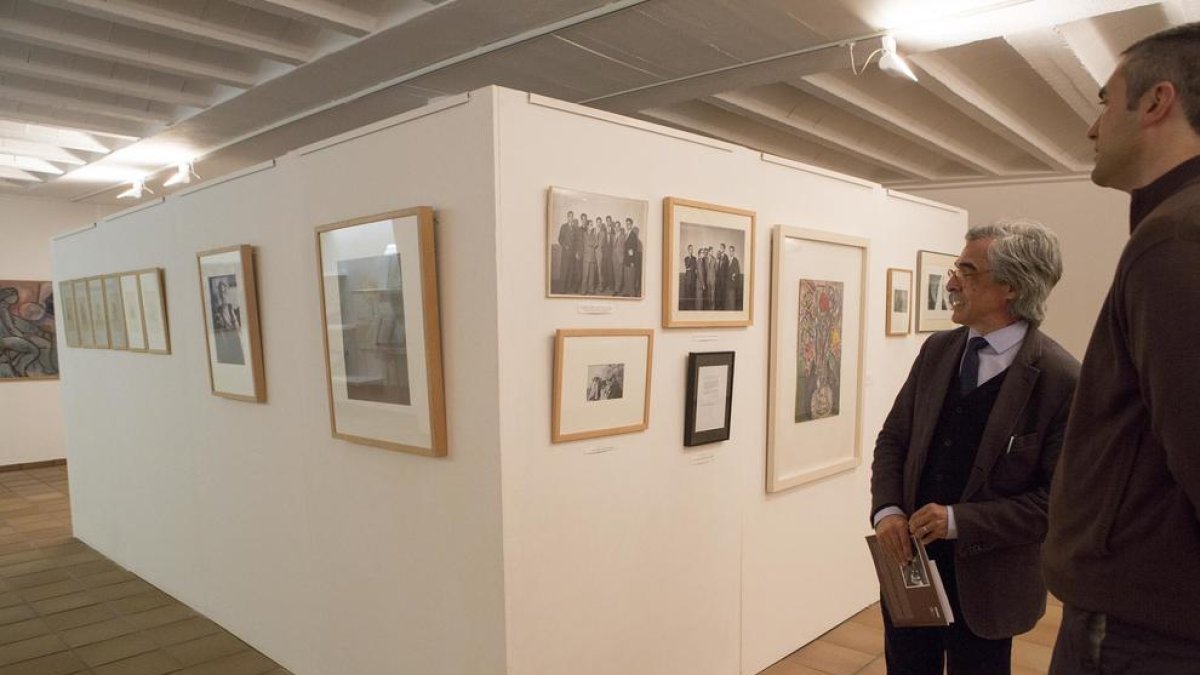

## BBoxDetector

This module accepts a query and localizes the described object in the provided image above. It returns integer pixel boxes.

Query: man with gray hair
[1044,22,1200,674]
[871,219,1079,674]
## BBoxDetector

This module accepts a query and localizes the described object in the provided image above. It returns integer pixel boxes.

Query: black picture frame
[684,351,735,447]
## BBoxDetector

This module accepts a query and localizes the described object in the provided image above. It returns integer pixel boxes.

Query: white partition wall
[55,87,966,675]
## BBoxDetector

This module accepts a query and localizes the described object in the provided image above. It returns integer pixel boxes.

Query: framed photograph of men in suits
[663,198,755,328]
[197,245,266,402]
[767,226,869,493]
[916,250,956,332]
[546,187,647,300]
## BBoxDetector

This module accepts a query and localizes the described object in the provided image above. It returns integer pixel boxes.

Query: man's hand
[909,503,949,546]
[875,514,912,565]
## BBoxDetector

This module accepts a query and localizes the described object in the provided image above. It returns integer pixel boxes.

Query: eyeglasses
[945,264,991,281]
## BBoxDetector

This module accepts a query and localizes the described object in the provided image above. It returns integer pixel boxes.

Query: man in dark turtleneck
[1044,23,1200,675]
[871,220,1079,674]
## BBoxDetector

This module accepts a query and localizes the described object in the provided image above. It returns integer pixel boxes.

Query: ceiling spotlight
[117,178,151,200]
[878,35,918,81]
[163,161,197,187]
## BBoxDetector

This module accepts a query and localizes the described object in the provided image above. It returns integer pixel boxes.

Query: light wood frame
[767,226,869,493]
[119,272,149,353]
[84,275,111,349]
[72,279,95,349]
[662,197,756,328]
[196,245,266,402]
[58,280,80,348]
[886,268,913,336]
[552,328,654,443]
[315,207,447,457]
[102,274,128,351]
[132,268,171,355]
[916,250,957,333]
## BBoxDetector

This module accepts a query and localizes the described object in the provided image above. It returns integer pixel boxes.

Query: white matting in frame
[316,207,447,457]
[198,245,266,402]
[73,279,95,349]
[58,280,80,348]
[137,268,171,354]
[767,226,869,493]
[886,268,913,336]
[663,197,755,328]
[103,274,128,350]
[120,273,148,352]
[85,276,110,349]
[916,250,956,333]
[552,328,653,443]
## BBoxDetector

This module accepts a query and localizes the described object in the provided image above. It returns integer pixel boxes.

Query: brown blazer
[871,326,1079,639]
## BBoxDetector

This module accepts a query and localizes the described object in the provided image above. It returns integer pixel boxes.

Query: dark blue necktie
[960,336,989,395]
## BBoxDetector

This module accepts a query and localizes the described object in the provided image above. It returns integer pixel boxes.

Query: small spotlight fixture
[849,34,918,82]
[117,178,151,200]
[163,161,197,187]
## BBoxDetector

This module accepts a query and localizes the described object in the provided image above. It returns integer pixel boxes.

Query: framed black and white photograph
[197,245,266,402]
[684,351,734,447]
[103,274,128,350]
[85,276,111,349]
[886,268,913,336]
[316,207,447,457]
[120,272,147,352]
[546,187,647,300]
[136,268,171,354]
[663,197,755,328]
[552,328,653,443]
[916,250,957,333]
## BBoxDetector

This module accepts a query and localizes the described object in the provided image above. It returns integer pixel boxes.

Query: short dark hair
[1122,22,1200,134]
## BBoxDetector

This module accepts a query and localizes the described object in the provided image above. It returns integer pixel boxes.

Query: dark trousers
[883,553,1012,674]
[1050,604,1200,674]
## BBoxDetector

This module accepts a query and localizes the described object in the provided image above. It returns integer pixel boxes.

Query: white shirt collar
[968,320,1028,355]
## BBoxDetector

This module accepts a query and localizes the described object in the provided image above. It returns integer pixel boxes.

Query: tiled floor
[759,594,1062,675]
[0,464,289,675]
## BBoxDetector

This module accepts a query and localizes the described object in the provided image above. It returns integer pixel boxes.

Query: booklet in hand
[865,534,954,627]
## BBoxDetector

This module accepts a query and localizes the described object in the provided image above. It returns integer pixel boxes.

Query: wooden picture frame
[663,197,755,328]
[546,187,647,300]
[684,351,734,447]
[119,272,148,352]
[767,226,869,493]
[58,280,80,348]
[134,268,171,354]
[552,328,653,443]
[197,245,266,402]
[315,207,447,457]
[103,274,128,350]
[0,280,57,380]
[73,279,95,349]
[85,276,111,349]
[916,250,957,333]
[886,268,913,336]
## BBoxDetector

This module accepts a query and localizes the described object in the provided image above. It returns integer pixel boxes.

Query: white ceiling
[0,0,1194,205]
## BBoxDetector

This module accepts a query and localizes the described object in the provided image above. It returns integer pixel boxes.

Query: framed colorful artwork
[916,250,957,333]
[767,226,869,493]
[197,245,266,402]
[663,197,755,328]
[316,207,447,457]
[0,280,57,380]
[546,187,647,300]
[552,328,653,443]
[684,351,734,447]
[886,268,913,336]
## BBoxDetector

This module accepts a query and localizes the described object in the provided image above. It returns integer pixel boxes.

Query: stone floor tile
[0,619,48,647]
[60,617,137,648]
[41,603,115,631]
[91,649,181,675]
[0,649,87,675]
[174,650,277,675]
[127,603,197,629]
[167,632,250,666]
[786,640,876,675]
[0,634,68,666]
[146,616,223,647]
[75,632,160,667]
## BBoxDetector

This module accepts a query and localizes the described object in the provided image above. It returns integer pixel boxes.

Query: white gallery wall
[54,87,967,675]
[913,179,1129,358]
[0,194,112,465]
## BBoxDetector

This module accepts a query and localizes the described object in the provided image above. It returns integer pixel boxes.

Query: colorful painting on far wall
[795,279,843,423]
[0,280,58,380]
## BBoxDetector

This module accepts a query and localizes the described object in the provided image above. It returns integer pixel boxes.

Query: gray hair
[965,218,1062,326]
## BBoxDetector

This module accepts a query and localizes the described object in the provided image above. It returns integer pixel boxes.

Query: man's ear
[1142,81,1178,126]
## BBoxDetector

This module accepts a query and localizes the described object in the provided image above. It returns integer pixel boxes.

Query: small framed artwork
[103,274,128,350]
[663,197,755,328]
[197,245,266,402]
[767,226,869,492]
[120,273,148,352]
[0,280,57,380]
[916,250,957,333]
[552,328,653,443]
[58,280,80,348]
[316,207,447,457]
[73,279,95,349]
[136,268,171,354]
[886,268,913,336]
[684,351,734,447]
[85,276,111,349]
[546,187,647,300]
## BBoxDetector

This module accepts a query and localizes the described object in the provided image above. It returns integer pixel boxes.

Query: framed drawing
[663,197,755,328]
[0,280,57,380]
[197,245,266,402]
[73,279,95,349]
[767,226,869,493]
[316,207,447,457]
[916,250,957,333]
[552,328,653,443]
[886,268,913,336]
[684,351,734,447]
[58,280,80,348]
[136,268,171,354]
[85,276,111,349]
[546,187,647,300]
[120,273,148,352]
[103,274,128,350]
